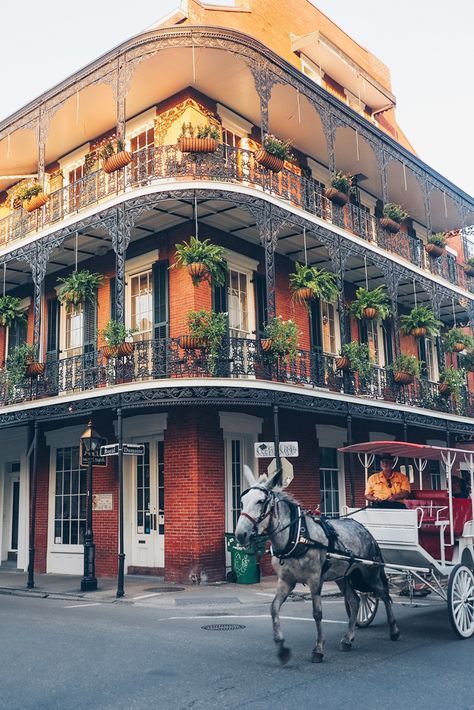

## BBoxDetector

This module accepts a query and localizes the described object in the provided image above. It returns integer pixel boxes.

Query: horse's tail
[370,536,391,592]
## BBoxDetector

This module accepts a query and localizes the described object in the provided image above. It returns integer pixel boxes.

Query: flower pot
[451,342,466,353]
[254,149,284,173]
[463,264,474,277]
[187,262,208,282]
[102,345,119,359]
[393,371,414,385]
[25,362,45,378]
[438,382,452,397]
[117,341,134,357]
[179,138,217,154]
[380,217,400,234]
[180,335,208,349]
[335,355,351,371]
[324,187,349,207]
[24,192,49,213]
[294,287,314,303]
[362,307,378,320]
[103,151,132,174]
[410,327,427,338]
[425,243,445,258]
[260,338,274,352]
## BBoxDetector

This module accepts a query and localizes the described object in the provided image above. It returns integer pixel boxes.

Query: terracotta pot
[179,137,217,154]
[102,345,118,359]
[452,342,466,353]
[362,307,378,320]
[410,327,427,338]
[25,362,45,377]
[380,217,400,234]
[260,338,274,352]
[294,287,314,303]
[425,243,445,258]
[187,262,208,282]
[24,192,49,213]
[254,149,284,173]
[180,335,200,349]
[335,355,351,371]
[393,371,415,385]
[103,151,132,174]
[463,264,474,277]
[438,382,452,397]
[324,187,349,206]
[117,341,135,357]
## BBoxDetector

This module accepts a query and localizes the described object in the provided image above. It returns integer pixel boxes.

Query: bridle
[239,485,275,533]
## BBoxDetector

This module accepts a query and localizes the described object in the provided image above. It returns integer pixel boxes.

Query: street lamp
[80,419,102,592]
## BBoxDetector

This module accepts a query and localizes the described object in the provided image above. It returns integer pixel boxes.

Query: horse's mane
[273,487,301,507]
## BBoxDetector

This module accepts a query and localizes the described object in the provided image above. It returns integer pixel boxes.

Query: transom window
[130,270,153,339]
[54,447,86,545]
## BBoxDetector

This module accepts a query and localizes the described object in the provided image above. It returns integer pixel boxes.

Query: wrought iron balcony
[0,337,472,419]
[0,145,471,293]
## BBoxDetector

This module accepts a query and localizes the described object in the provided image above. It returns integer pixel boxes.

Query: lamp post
[80,419,101,592]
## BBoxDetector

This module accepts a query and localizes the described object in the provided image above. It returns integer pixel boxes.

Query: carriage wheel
[448,564,474,639]
[345,592,379,627]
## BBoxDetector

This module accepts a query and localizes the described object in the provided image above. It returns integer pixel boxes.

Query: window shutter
[382,321,394,366]
[110,277,116,321]
[254,274,267,338]
[212,266,228,314]
[83,300,97,355]
[153,260,169,340]
[310,299,323,350]
[358,320,368,345]
[46,299,60,360]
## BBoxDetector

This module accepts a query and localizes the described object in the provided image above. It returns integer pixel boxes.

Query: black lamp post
[80,419,101,592]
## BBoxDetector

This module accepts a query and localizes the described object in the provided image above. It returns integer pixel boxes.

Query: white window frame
[217,104,253,138]
[315,425,346,514]
[125,251,159,333]
[224,250,258,339]
[300,54,323,86]
[320,300,341,356]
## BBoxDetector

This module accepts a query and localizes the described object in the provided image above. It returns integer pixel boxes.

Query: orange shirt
[365,472,411,501]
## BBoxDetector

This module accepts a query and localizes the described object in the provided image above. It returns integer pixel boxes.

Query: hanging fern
[0,295,27,328]
[57,270,104,306]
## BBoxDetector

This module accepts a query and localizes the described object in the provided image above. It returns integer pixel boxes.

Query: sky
[1,0,473,196]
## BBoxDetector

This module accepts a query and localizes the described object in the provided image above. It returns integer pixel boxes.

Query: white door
[129,440,164,569]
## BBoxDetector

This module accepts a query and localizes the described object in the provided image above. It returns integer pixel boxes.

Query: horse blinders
[240,486,274,532]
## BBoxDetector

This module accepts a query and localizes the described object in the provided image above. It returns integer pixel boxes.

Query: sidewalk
[0,565,341,605]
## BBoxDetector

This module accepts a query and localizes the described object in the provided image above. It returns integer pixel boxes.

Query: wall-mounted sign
[92,493,113,511]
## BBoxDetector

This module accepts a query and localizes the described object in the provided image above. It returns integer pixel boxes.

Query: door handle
[152,513,157,531]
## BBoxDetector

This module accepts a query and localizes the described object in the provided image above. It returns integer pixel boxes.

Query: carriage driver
[365,453,411,509]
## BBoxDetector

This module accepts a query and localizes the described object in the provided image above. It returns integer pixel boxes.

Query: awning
[338,441,474,462]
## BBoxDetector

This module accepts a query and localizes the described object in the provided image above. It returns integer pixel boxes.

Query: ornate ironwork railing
[0,337,472,418]
[0,145,471,292]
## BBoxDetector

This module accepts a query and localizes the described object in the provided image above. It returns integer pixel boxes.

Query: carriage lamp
[80,420,102,592]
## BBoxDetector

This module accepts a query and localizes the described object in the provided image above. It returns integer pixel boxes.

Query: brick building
[0,0,473,584]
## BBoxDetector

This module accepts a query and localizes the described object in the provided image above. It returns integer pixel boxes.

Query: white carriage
[338,441,474,638]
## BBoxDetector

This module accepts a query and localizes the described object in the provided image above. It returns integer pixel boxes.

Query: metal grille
[201,624,246,631]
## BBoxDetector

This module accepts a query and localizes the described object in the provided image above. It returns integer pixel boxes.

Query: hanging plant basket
[324,187,349,207]
[362,307,378,320]
[103,151,132,174]
[452,342,466,353]
[463,264,474,277]
[102,345,118,359]
[24,192,49,213]
[187,262,208,282]
[117,341,135,357]
[260,338,274,352]
[294,287,314,303]
[25,362,45,378]
[393,370,415,385]
[254,149,284,173]
[425,243,445,258]
[410,326,427,338]
[335,355,351,371]
[438,382,452,397]
[179,137,217,154]
[380,217,400,234]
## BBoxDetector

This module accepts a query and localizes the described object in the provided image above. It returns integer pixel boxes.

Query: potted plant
[349,286,391,321]
[463,257,474,277]
[185,309,227,374]
[98,136,132,174]
[438,366,465,398]
[100,320,136,359]
[172,236,227,287]
[380,203,408,234]
[6,344,44,389]
[13,180,49,213]
[260,316,299,362]
[255,134,292,173]
[443,327,474,354]
[288,263,338,304]
[178,123,220,154]
[0,295,27,328]
[336,342,372,379]
[389,353,421,385]
[324,171,352,206]
[57,270,104,307]
[461,350,474,373]
[400,305,442,338]
[425,233,447,258]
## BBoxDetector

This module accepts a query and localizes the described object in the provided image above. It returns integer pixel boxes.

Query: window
[424,338,438,382]
[68,165,84,211]
[321,301,338,355]
[222,128,241,148]
[130,128,154,182]
[228,268,250,337]
[230,439,242,532]
[136,443,151,533]
[7,317,27,357]
[300,55,323,86]
[130,270,153,340]
[320,447,340,517]
[54,447,86,545]
[429,461,442,490]
[65,303,84,354]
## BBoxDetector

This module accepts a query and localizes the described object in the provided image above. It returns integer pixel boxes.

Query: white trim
[125,250,159,276]
[219,411,263,435]
[315,424,346,448]
[114,413,168,438]
[59,144,89,176]
[217,104,253,137]
[126,108,156,141]
[223,248,259,273]
[45,424,86,448]
[306,157,329,185]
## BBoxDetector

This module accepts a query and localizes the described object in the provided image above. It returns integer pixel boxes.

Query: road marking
[64,603,102,608]
[156,614,345,625]
[255,592,274,597]
[132,592,162,600]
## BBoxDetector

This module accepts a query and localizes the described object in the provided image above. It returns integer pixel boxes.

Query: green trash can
[225,533,267,585]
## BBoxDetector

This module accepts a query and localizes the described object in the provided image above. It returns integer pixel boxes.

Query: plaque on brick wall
[92,493,113,511]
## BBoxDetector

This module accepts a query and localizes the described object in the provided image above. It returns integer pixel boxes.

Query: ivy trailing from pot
[288,263,338,305]
[100,320,136,359]
[438,366,466,400]
[388,353,421,385]
[186,309,228,374]
[5,344,43,398]
[400,305,442,338]
[336,342,372,380]
[0,295,27,328]
[463,257,474,277]
[260,316,299,363]
[443,327,474,354]
[349,286,391,321]
[172,236,227,287]
[57,270,104,307]
[461,350,474,372]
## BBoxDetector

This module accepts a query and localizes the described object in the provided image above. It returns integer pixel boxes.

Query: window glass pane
[131,271,153,338]
[54,446,85,545]
[320,447,340,518]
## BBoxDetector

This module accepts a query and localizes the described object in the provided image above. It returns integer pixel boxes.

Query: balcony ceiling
[0,130,38,193]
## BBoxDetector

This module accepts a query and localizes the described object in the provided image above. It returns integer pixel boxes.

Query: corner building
[0,0,473,583]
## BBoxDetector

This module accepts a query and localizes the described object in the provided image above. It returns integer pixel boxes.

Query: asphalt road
[1,591,473,710]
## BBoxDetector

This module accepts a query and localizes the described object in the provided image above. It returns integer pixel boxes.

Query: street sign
[267,457,294,488]
[81,437,107,467]
[100,443,145,457]
[254,441,299,458]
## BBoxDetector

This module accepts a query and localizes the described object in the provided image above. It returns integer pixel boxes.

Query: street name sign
[267,457,294,488]
[81,437,107,467]
[100,443,145,457]
[254,441,299,458]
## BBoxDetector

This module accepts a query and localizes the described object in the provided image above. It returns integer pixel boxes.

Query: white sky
[1,0,473,196]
